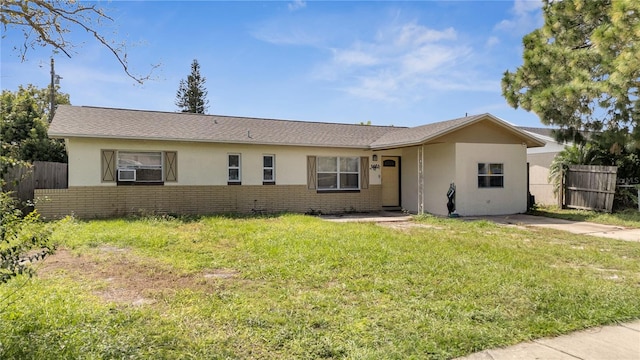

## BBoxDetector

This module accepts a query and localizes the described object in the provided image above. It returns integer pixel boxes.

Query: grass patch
[1,214,639,359]
[530,206,640,228]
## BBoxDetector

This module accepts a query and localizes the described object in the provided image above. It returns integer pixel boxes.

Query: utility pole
[50,58,55,123]
[49,58,62,123]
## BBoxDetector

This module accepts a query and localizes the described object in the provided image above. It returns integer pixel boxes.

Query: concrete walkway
[320,211,412,223]
[322,212,640,242]
[456,320,640,360]
[475,214,640,242]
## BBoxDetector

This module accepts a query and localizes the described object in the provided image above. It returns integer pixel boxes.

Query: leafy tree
[502,0,640,143]
[588,130,640,209]
[175,59,209,114]
[1,0,157,83]
[1,85,69,163]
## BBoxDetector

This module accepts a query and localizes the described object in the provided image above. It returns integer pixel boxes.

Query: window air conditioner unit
[118,169,136,181]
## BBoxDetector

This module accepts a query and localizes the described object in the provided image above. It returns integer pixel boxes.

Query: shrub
[0,191,55,283]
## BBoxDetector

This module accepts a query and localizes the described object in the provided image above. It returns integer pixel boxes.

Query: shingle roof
[370,114,486,148]
[370,113,545,149]
[49,105,402,148]
[518,126,589,144]
[518,126,554,138]
[49,106,544,149]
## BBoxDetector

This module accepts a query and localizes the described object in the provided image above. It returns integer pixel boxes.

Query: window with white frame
[263,155,275,184]
[228,154,241,184]
[117,151,163,182]
[478,163,504,188]
[317,156,360,190]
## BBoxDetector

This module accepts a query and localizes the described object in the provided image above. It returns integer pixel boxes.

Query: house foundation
[34,185,382,219]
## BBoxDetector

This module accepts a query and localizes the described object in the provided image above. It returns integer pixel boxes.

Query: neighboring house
[36,105,544,219]
[519,127,571,206]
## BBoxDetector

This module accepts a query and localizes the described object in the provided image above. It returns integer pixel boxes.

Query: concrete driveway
[475,214,640,242]
[322,212,640,242]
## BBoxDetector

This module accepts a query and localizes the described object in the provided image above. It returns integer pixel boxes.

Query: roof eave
[371,114,547,149]
[50,133,372,149]
[370,115,481,149]
[370,140,426,150]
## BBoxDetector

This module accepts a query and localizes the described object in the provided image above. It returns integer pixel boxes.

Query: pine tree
[502,0,639,143]
[175,59,209,114]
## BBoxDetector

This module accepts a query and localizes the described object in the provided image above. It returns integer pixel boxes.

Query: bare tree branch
[1,0,158,84]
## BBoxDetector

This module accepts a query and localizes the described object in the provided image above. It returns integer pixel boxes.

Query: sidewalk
[456,320,640,360]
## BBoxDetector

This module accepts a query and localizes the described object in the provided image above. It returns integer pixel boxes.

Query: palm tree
[548,143,601,196]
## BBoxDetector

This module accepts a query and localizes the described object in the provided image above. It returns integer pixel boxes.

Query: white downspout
[418,145,424,215]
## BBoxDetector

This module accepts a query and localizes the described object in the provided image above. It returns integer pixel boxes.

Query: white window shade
[117,151,163,182]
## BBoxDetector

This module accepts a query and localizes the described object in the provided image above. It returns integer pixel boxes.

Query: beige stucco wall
[528,152,557,206]
[523,131,565,206]
[454,143,528,216]
[400,147,418,212]
[423,143,456,216]
[67,138,379,187]
[398,143,528,216]
[369,149,402,188]
[437,121,525,145]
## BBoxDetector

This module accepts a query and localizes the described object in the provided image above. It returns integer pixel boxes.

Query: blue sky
[1,0,546,128]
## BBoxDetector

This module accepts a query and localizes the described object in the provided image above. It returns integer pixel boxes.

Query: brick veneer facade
[34,185,383,219]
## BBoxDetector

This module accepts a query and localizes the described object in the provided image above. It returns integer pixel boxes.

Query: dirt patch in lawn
[38,247,239,307]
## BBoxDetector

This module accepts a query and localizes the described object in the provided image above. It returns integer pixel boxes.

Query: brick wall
[34,185,383,219]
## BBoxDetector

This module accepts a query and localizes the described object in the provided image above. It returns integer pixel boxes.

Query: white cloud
[58,64,133,86]
[494,0,543,34]
[288,0,306,12]
[252,27,322,46]
[494,19,515,32]
[422,77,498,92]
[400,45,462,74]
[255,16,497,103]
[332,48,379,67]
[316,22,479,102]
[344,72,400,102]
[513,0,543,16]
[485,36,500,47]
[393,24,457,46]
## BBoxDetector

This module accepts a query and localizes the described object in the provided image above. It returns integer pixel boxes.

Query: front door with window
[381,156,400,207]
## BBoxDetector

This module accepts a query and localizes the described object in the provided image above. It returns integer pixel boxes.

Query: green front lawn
[1,214,639,359]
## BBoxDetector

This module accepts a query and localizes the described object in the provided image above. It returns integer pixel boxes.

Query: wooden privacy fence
[561,165,617,212]
[2,161,68,205]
